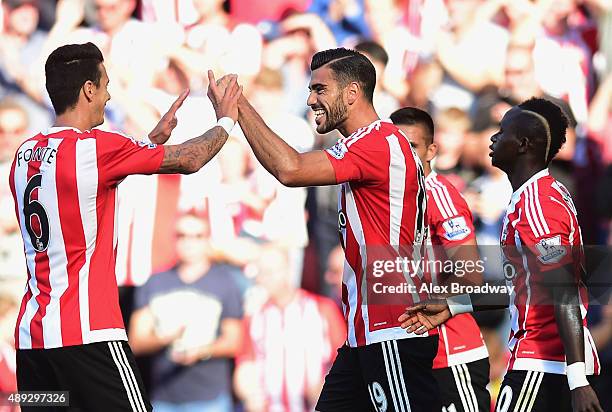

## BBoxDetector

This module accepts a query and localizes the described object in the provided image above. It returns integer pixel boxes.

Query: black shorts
[17,340,152,412]
[316,336,439,412]
[494,370,597,412]
[433,358,490,412]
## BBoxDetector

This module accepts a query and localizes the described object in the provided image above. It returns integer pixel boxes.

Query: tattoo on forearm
[159,126,228,174]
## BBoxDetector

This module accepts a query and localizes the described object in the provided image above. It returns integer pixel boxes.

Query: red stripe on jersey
[56,139,84,345]
[27,139,52,348]
[88,181,124,331]
[9,154,25,350]
[344,207,367,347]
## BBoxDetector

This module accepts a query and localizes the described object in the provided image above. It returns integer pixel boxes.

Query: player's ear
[82,80,95,103]
[426,143,438,162]
[345,81,360,105]
[517,136,529,154]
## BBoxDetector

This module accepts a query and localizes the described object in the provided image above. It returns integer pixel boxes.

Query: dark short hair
[45,42,104,115]
[390,107,435,145]
[355,40,389,66]
[517,97,568,163]
[310,48,376,103]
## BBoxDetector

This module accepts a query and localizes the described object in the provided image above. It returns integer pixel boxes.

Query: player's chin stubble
[318,96,348,134]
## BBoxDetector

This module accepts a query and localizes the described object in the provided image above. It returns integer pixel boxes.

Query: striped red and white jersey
[501,169,600,375]
[9,127,164,349]
[324,119,431,347]
[425,172,488,369]
[239,290,346,412]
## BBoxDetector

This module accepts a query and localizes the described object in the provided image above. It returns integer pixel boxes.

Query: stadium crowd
[1,0,612,411]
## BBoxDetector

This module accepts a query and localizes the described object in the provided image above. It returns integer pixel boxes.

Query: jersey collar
[42,126,85,135]
[425,170,437,183]
[511,168,549,201]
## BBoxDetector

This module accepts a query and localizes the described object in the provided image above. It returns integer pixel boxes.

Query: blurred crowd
[1,0,612,411]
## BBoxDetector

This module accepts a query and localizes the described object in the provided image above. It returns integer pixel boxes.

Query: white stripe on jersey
[426,181,452,219]
[346,121,379,147]
[432,177,458,216]
[343,259,359,347]
[40,138,69,348]
[76,138,99,343]
[386,134,406,249]
[524,185,543,238]
[532,182,549,234]
[15,140,40,349]
[344,182,371,343]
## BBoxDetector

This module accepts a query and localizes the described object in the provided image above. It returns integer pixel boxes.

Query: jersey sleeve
[324,136,386,184]
[516,195,577,272]
[95,130,165,187]
[428,183,476,246]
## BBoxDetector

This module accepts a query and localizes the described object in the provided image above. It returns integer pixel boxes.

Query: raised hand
[207,70,242,122]
[398,298,451,334]
[148,89,189,144]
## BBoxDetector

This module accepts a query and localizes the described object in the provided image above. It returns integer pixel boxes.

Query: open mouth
[314,108,326,125]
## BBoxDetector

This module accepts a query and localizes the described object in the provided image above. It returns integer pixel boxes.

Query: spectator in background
[235,244,345,412]
[307,0,370,45]
[246,67,314,286]
[0,0,53,131]
[0,291,18,412]
[587,71,612,165]
[354,40,399,118]
[0,99,29,281]
[322,244,344,308]
[438,0,508,89]
[431,107,474,190]
[129,210,243,412]
[0,0,47,101]
[534,0,593,125]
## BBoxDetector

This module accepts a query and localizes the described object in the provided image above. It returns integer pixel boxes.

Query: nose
[306,91,316,107]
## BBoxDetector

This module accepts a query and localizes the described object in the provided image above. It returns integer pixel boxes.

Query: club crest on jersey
[442,216,471,241]
[326,141,348,159]
[536,235,566,264]
[137,141,157,149]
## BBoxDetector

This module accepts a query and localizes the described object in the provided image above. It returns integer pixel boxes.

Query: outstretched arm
[158,75,242,174]
[207,71,336,187]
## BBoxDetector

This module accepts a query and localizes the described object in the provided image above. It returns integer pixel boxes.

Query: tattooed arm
[158,75,242,175]
[158,126,229,174]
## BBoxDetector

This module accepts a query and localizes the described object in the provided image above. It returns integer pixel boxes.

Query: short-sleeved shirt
[324,119,430,347]
[425,172,488,369]
[10,127,164,349]
[133,264,243,402]
[238,290,346,411]
[501,169,600,375]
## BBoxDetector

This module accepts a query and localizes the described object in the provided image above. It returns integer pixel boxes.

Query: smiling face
[307,66,349,134]
[489,107,523,172]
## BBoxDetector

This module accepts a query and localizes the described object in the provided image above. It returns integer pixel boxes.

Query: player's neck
[508,162,547,192]
[338,107,379,137]
[423,162,432,177]
[54,111,95,133]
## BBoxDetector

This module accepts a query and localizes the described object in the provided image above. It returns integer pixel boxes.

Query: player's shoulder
[93,128,157,149]
[345,119,401,149]
[426,172,469,212]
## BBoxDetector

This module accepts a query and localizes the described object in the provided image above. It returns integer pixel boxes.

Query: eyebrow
[308,83,325,91]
